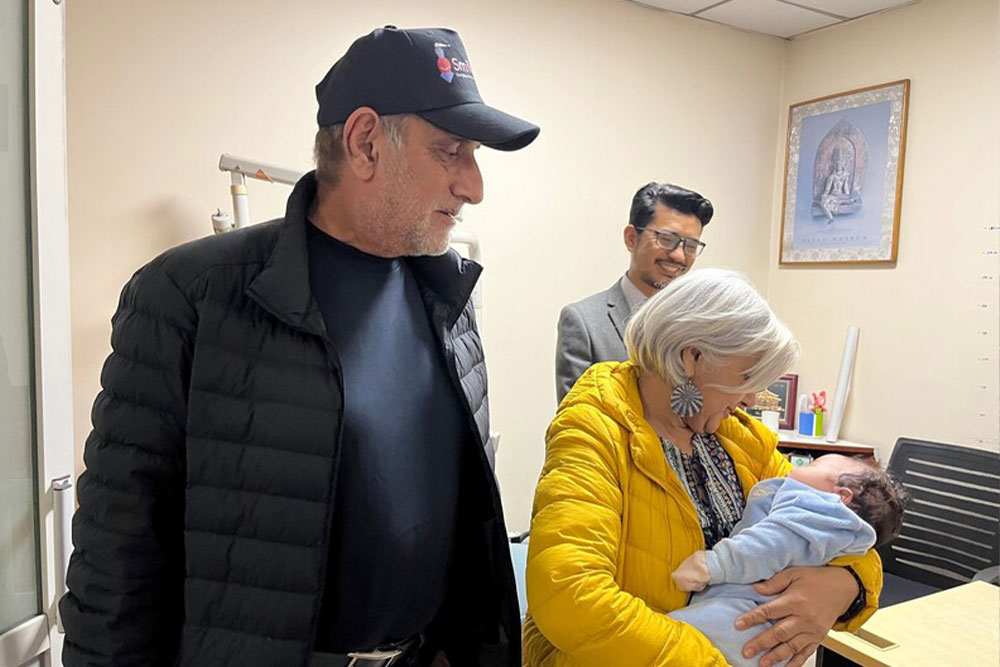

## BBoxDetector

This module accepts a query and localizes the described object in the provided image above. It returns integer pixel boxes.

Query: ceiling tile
[789,0,919,20]
[699,0,841,38]
[629,0,722,14]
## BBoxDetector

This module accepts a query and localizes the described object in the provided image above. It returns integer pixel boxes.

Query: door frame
[0,0,74,665]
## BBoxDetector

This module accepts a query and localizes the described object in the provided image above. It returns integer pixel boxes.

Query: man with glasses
[555,182,713,402]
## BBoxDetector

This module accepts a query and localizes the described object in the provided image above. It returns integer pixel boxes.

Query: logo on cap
[435,47,454,83]
[433,43,474,84]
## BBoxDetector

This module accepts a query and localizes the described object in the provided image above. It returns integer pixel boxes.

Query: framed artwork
[779,80,909,265]
[748,374,799,430]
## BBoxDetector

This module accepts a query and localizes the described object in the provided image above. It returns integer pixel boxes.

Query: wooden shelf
[776,430,875,457]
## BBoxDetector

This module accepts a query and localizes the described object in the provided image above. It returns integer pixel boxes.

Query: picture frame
[779,80,910,265]
[747,373,799,431]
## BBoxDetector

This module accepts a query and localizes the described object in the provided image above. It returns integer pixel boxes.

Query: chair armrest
[508,530,530,544]
[972,565,999,585]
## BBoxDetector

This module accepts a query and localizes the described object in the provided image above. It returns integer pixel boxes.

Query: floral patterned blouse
[662,433,746,549]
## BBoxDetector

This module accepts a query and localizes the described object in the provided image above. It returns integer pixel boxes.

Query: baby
[669,454,908,667]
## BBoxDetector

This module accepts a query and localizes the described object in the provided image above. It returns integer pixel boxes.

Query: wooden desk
[821,581,1000,666]
[776,430,875,458]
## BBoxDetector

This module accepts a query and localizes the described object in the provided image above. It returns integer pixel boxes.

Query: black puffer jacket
[61,173,519,667]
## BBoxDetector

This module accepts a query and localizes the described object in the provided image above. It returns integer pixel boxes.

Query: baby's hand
[671,551,710,592]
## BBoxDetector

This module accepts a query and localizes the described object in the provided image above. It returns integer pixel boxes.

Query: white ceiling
[629,0,920,39]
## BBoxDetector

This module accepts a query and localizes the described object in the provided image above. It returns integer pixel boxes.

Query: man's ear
[624,225,638,252]
[342,107,381,181]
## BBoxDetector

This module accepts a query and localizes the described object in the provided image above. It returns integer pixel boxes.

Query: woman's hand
[735,566,857,667]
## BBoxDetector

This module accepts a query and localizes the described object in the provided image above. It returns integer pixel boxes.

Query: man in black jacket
[60,26,538,667]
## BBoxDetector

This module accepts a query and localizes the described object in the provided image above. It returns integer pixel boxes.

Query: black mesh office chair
[878,437,1000,605]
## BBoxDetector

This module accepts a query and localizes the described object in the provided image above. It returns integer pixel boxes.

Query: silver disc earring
[670,378,703,418]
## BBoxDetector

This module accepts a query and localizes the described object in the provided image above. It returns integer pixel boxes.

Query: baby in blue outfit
[669,454,908,667]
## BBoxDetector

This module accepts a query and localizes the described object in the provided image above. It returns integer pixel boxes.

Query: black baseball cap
[315,26,539,151]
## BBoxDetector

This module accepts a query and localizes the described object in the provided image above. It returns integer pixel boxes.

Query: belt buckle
[346,647,404,667]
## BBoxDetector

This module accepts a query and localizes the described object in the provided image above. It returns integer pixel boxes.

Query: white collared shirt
[620,274,649,313]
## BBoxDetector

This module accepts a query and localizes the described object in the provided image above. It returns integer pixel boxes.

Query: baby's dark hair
[837,464,910,548]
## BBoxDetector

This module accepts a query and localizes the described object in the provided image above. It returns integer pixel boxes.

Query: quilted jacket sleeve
[526,407,728,667]
[829,549,883,630]
[60,257,196,666]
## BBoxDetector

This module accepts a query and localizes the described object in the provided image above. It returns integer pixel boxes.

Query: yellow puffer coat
[523,361,882,666]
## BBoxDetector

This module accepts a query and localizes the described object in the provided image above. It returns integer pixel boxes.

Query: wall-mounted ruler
[974,221,999,448]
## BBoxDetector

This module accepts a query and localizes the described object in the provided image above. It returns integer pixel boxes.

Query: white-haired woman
[523,269,881,667]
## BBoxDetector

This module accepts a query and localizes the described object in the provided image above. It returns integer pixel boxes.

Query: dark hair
[838,466,911,549]
[629,181,714,230]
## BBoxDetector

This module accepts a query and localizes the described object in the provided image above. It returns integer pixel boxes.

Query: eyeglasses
[634,225,707,256]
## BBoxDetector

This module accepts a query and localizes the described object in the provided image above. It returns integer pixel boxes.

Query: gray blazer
[555,281,633,403]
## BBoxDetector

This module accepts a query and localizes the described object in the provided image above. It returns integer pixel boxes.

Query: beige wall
[766,0,1000,462]
[67,0,785,529]
[66,0,997,532]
